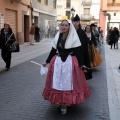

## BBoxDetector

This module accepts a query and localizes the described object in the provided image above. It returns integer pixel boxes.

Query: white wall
[90,4,100,19]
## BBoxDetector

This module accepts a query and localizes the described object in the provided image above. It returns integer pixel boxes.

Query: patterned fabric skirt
[42,55,91,106]
[88,44,102,68]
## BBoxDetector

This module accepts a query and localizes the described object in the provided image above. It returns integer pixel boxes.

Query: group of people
[30,23,41,45]
[0,15,103,114]
[108,27,119,49]
[42,14,103,114]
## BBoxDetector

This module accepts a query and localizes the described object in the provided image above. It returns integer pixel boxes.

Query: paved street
[0,39,120,120]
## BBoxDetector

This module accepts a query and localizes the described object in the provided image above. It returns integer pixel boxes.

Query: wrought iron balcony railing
[82,0,92,5]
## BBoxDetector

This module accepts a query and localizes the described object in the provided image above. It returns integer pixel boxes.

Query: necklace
[62,32,68,40]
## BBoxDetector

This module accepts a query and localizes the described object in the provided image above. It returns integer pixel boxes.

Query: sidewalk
[105,40,120,120]
[0,38,52,71]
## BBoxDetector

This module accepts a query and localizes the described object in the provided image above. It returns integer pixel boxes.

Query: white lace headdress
[52,19,81,49]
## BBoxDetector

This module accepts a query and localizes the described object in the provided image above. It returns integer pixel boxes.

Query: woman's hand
[81,65,90,73]
[42,62,48,67]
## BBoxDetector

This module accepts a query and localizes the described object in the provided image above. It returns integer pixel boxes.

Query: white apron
[52,55,73,91]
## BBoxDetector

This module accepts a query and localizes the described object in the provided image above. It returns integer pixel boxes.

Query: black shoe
[6,68,10,71]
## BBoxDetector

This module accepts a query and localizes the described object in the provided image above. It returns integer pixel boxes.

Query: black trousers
[35,34,40,42]
[1,49,12,68]
[111,41,116,49]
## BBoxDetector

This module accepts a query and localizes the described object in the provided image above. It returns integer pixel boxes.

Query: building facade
[57,0,81,25]
[0,0,57,44]
[81,0,100,26]
[100,0,120,35]
[57,0,100,27]
[32,0,57,38]
[0,0,31,44]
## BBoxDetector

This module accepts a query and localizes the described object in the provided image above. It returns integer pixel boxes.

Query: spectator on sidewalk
[109,27,119,49]
[0,23,16,71]
[35,24,40,42]
[99,29,104,45]
[30,23,35,45]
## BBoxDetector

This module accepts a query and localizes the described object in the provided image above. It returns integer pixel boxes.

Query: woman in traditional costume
[42,20,91,114]
[85,25,102,68]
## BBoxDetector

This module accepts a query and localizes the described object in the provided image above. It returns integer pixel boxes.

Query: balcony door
[84,8,90,15]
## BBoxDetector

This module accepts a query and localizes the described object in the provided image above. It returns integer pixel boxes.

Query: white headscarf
[52,19,81,49]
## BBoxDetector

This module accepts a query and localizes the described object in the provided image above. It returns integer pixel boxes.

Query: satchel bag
[7,42,20,52]
[5,33,20,52]
[12,43,20,52]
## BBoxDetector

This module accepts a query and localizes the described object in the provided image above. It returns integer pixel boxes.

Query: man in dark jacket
[35,24,40,42]
[0,23,16,71]
[90,24,99,47]
[110,27,119,49]
[72,14,92,80]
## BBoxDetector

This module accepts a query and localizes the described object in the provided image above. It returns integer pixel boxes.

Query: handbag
[12,43,20,52]
[107,39,113,45]
[7,42,20,52]
[5,33,20,52]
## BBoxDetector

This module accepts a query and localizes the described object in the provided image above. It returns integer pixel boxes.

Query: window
[45,0,48,4]
[66,11,71,19]
[53,0,57,8]
[66,0,71,8]
[84,8,90,14]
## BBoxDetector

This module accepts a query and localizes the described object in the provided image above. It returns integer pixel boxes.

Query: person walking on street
[72,14,92,80]
[35,24,40,42]
[0,23,16,71]
[42,19,91,114]
[85,25,102,68]
[90,24,99,47]
[30,23,35,45]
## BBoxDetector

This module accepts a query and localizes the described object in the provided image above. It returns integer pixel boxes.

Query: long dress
[77,27,92,80]
[87,32,102,68]
[42,33,91,106]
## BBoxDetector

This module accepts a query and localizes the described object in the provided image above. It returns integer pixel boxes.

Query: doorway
[107,22,120,31]
[24,15,29,42]
[34,16,38,25]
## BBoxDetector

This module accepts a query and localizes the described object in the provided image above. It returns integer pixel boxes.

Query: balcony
[81,14,92,20]
[10,0,21,3]
[82,0,92,6]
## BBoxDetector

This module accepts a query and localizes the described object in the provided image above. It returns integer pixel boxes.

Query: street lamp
[71,8,75,20]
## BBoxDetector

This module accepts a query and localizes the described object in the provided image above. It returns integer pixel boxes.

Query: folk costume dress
[42,20,91,106]
[72,14,92,80]
[86,32,102,68]
[76,26,92,80]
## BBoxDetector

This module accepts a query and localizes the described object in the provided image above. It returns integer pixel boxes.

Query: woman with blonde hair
[42,20,91,114]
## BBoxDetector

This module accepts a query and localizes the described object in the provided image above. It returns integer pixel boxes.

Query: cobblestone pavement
[0,44,110,120]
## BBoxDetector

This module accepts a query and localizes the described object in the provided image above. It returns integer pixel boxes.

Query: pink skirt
[42,56,91,106]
